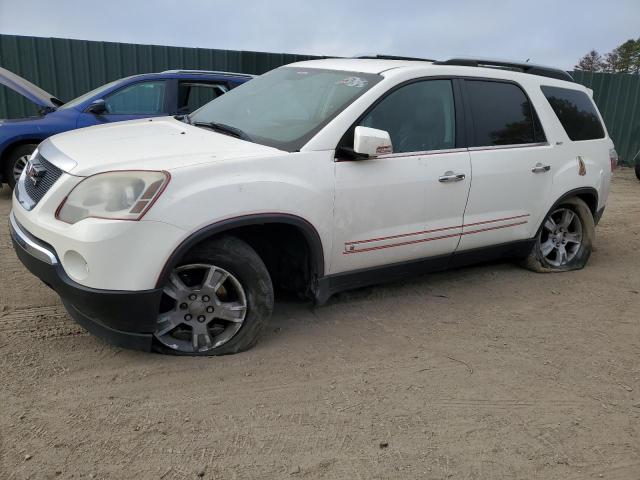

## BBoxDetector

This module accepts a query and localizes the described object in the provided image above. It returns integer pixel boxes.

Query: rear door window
[540,86,605,141]
[464,80,545,147]
[178,81,228,113]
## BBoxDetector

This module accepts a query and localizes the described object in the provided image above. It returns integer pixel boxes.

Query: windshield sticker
[336,76,368,88]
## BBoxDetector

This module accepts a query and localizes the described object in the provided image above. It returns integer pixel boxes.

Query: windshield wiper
[193,121,252,142]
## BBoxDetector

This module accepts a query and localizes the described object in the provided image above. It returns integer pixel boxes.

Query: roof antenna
[525,58,530,63]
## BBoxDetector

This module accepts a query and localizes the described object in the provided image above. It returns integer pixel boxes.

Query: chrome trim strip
[373,147,468,160]
[38,141,78,172]
[15,170,36,211]
[467,142,550,152]
[8,212,58,265]
[160,69,255,78]
[336,142,551,161]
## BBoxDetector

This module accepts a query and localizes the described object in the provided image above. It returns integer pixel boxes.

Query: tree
[575,50,605,72]
[578,38,640,74]
[613,39,640,74]
[603,49,620,73]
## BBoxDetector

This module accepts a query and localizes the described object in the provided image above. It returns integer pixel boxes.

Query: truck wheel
[522,197,595,273]
[3,144,37,188]
[635,161,640,180]
[153,236,274,356]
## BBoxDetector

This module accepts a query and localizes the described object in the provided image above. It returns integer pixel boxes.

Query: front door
[331,79,471,274]
[76,80,168,128]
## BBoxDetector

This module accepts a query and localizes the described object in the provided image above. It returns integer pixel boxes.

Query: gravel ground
[0,168,639,480]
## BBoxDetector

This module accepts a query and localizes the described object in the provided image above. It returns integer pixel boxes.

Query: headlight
[56,170,170,224]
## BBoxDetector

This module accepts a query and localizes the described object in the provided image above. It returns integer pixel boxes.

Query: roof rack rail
[161,69,255,78]
[432,58,574,82]
[356,55,436,62]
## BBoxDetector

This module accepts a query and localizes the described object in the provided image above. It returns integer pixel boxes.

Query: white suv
[10,57,616,356]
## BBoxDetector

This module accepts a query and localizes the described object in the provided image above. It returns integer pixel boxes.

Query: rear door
[456,79,552,252]
[331,79,471,274]
[76,80,169,127]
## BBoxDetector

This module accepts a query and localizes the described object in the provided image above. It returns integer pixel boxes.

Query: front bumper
[9,212,163,351]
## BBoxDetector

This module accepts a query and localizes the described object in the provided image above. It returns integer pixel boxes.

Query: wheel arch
[156,213,325,290]
[1,138,43,180]
[537,187,599,234]
[556,187,598,216]
[1,137,43,161]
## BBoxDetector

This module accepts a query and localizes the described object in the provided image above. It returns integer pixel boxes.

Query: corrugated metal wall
[0,34,319,118]
[572,70,640,165]
[1,35,639,164]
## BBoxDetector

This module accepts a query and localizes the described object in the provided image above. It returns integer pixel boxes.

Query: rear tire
[635,160,640,181]
[522,197,595,273]
[3,144,37,188]
[152,236,274,356]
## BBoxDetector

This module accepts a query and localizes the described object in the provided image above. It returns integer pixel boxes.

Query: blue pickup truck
[0,67,253,187]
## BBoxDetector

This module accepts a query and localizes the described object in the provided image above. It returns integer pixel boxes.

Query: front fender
[146,150,336,275]
[155,213,326,288]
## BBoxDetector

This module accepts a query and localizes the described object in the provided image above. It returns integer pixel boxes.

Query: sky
[0,0,638,70]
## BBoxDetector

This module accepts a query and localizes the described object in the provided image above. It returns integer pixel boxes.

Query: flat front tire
[3,144,37,188]
[153,236,274,356]
[522,197,595,273]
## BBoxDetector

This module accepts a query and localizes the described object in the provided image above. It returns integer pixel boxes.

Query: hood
[39,116,284,176]
[0,66,63,111]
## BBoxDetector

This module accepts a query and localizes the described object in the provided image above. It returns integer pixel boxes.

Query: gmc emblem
[26,159,46,187]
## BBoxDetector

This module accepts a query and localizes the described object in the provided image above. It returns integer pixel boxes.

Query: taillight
[609,148,618,171]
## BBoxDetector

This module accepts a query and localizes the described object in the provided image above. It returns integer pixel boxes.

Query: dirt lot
[0,169,639,480]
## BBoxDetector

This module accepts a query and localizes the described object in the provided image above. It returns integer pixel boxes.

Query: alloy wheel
[538,207,583,267]
[154,263,248,353]
[13,154,30,182]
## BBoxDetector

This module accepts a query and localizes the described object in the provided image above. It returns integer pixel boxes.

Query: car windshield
[189,67,382,151]
[58,79,123,110]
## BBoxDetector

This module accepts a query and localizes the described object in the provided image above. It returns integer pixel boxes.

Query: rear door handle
[439,171,466,183]
[531,163,551,173]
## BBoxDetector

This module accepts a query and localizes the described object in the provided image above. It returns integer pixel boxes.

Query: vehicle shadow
[0,186,12,201]
[257,258,522,350]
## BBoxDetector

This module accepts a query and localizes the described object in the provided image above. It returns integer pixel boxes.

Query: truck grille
[16,153,64,210]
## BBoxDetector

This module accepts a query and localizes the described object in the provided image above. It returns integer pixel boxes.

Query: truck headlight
[56,170,170,224]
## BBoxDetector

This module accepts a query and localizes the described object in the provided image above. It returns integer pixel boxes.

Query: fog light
[64,250,89,281]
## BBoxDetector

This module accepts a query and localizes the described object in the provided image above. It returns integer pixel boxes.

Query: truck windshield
[189,67,381,151]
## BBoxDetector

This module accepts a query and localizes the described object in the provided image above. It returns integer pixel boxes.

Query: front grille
[20,153,64,208]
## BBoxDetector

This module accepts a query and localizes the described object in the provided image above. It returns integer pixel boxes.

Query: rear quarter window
[540,86,605,141]
[464,80,546,147]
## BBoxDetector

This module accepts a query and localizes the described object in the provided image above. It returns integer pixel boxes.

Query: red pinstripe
[462,214,530,227]
[344,220,529,255]
[345,214,530,248]
[346,224,463,245]
[345,231,463,254]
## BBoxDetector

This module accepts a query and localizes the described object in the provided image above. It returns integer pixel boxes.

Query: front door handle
[439,171,466,183]
[531,163,551,173]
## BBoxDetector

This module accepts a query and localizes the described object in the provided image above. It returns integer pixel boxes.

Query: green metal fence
[1,34,639,164]
[0,34,318,119]
[572,70,640,165]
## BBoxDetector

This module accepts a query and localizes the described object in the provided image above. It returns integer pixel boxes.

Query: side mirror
[353,126,393,157]
[86,98,107,114]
